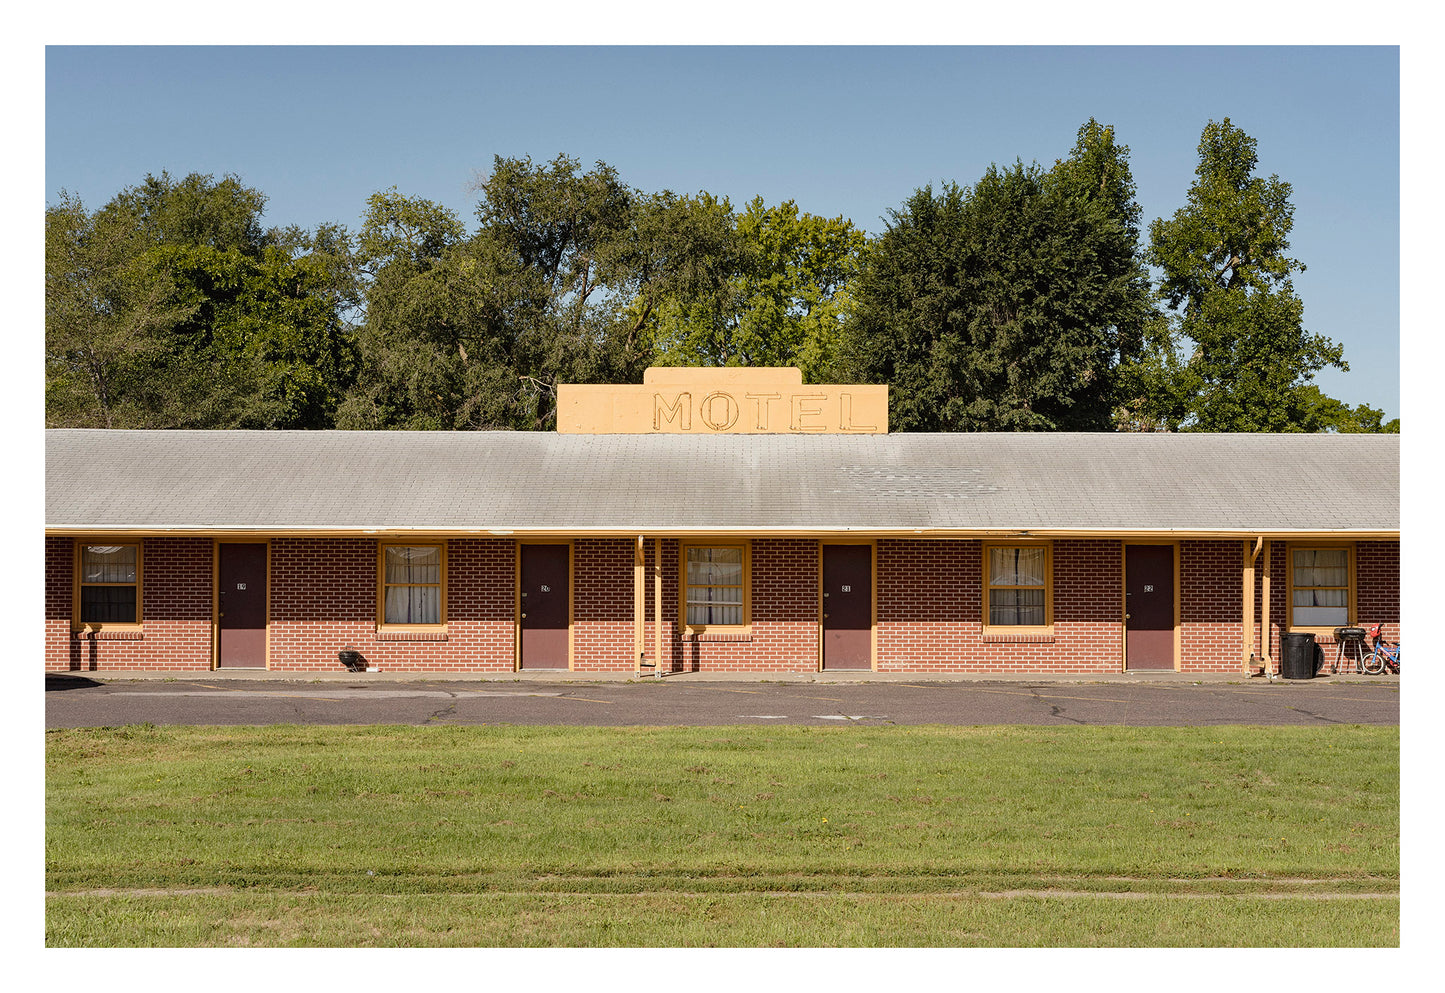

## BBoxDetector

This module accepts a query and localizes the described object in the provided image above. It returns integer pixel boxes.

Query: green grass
[46,723,1398,946]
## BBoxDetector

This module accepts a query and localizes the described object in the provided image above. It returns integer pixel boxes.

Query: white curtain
[80,545,137,622]
[82,545,136,583]
[988,547,1046,625]
[988,546,1046,587]
[385,585,440,625]
[1293,549,1348,626]
[384,546,441,624]
[686,547,744,625]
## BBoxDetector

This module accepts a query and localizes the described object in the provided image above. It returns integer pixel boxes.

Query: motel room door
[519,543,570,670]
[1124,544,1176,670]
[822,544,873,670]
[217,542,268,668]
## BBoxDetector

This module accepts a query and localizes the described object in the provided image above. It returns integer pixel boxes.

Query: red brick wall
[268,537,515,672]
[1357,541,1401,644]
[1180,540,1244,671]
[1255,540,1402,672]
[573,538,633,670]
[44,534,1402,675]
[46,537,213,672]
[573,538,820,673]
[877,539,1123,672]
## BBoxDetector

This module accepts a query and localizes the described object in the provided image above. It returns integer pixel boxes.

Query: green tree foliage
[645,197,866,382]
[338,156,739,431]
[45,172,358,429]
[1142,119,1391,432]
[49,130,1394,436]
[46,190,192,428]
[840,120,1153,431]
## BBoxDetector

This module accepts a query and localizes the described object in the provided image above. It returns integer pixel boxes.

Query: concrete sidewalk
[49,667,1398,685]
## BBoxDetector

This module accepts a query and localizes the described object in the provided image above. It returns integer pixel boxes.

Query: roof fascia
[45,526,1402,541]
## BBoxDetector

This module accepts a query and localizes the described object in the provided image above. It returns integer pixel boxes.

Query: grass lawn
[45,723,1398,947]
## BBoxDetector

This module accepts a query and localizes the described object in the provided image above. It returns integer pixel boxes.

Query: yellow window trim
[981,540,1054,636]
[1286,541,1355,637]
[72,539,144,632]
[376,540,448,631]
[679,539,751,635]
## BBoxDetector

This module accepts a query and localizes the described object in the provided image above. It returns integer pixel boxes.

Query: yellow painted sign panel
[556,368,888,434]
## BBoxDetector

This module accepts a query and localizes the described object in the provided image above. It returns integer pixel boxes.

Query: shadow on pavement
[46,674,104,691]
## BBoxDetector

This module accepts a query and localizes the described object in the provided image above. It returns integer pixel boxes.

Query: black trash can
[1281,632,1316,679]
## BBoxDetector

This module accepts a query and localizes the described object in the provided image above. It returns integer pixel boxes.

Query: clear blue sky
[43,43,1401,420]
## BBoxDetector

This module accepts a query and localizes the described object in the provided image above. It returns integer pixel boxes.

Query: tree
[840,120,1153,431]
[339,156,742,431]
[1144,119,1380,432]
[46,172,358,429]
[45,190,193,428]
[645,196,865,382]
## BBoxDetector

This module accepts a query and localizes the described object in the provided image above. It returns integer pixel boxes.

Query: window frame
[678,540,751,635]
[1287,542,1355,635]
[981,541,1054,636]
[73,539,143,632]
[376,540,448,632]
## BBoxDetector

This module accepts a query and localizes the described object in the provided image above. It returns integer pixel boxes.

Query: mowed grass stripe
[44,891,1400,947]
[46,723,1398,946]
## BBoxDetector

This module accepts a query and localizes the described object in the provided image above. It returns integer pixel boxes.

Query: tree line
[45,118,1397,434]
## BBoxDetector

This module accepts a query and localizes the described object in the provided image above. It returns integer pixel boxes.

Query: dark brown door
[822,544,872,670]
[520,544,569,669]
[217,542,267,668]
[1125,544,1175,670]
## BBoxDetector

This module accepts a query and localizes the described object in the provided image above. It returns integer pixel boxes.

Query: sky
[40,40,1404,421]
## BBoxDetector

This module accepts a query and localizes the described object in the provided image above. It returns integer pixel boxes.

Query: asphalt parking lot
[45,671,1400,729]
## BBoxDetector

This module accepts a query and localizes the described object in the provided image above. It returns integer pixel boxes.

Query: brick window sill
[72,629,144,641]
[981,631,1056,644]
[683,632,753,643]
[375,630,449,642]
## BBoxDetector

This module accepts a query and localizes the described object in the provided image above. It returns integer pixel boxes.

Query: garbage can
[1281,632,1316,679]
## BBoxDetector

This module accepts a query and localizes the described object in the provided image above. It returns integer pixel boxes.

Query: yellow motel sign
[556,367,889,435]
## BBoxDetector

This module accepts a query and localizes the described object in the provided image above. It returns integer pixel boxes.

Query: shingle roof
[44,429,1399,537]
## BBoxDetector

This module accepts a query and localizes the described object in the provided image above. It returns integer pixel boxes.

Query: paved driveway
[45,674,1400,729]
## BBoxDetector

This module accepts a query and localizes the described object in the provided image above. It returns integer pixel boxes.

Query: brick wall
[1253,540,1402,673]
[44,534,1402,675]
[47,536,213,671]
[573,538,820,673]
[1180,539,1244,671]
[877,539,1124,672]
[268,537,515,672]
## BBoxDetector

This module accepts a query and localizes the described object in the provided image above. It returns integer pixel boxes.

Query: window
[379,543,446,627]
[681,543,749,629]
[75,542,141,628]
[1290,546,1351,630]
[983,543,1051,630]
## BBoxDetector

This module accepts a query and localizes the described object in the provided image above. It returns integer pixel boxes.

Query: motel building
[45,367,1399,677]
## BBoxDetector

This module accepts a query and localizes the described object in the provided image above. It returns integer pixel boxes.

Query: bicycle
[1361,623,1400,675]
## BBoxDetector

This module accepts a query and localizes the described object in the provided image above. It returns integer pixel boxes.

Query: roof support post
[1243,537,1264,674]
[654,537,664,678]
[1261,539,1273,675]
[634,535,645,675]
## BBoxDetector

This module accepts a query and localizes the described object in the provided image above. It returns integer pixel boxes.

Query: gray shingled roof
[45,429,1399,536]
